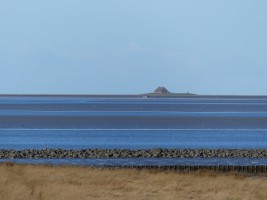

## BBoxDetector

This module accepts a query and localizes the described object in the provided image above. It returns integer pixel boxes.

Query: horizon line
[0,93,267,97]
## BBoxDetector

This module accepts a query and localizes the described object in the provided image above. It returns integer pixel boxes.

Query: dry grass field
[0,163,267,200]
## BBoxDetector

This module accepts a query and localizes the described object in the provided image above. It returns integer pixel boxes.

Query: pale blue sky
[1,1,267,94]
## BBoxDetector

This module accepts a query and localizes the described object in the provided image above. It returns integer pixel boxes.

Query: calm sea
[1,96,267,165]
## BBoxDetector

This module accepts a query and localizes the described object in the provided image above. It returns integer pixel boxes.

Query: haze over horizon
[1,1,267,95]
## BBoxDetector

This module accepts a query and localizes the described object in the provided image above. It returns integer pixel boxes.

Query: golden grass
[0,163,267,200]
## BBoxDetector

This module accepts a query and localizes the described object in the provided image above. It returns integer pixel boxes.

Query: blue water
[1,96,267,166]
[0,129,267,150]
[1,158,267,166]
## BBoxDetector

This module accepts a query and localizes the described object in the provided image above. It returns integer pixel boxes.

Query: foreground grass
[0,163,267,200]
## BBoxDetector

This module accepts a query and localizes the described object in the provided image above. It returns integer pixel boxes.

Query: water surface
[1,96,267,165]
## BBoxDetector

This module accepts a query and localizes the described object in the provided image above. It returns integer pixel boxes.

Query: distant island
[142,86,196,97]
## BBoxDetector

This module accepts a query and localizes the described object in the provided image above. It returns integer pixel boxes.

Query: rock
[0,149,267,159]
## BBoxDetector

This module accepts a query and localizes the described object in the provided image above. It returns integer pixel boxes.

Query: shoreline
[1,148,267,159]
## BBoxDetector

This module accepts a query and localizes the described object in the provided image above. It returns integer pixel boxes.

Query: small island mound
[143,86,196,97]
[154,86,170,94]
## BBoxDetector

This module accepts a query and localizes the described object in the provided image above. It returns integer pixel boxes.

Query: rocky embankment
[1,149,267,159]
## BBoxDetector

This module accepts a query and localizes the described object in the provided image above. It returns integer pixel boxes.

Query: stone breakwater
[1,149,267,159]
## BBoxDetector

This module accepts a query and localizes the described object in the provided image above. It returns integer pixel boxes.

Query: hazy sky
[1,1,267,95]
